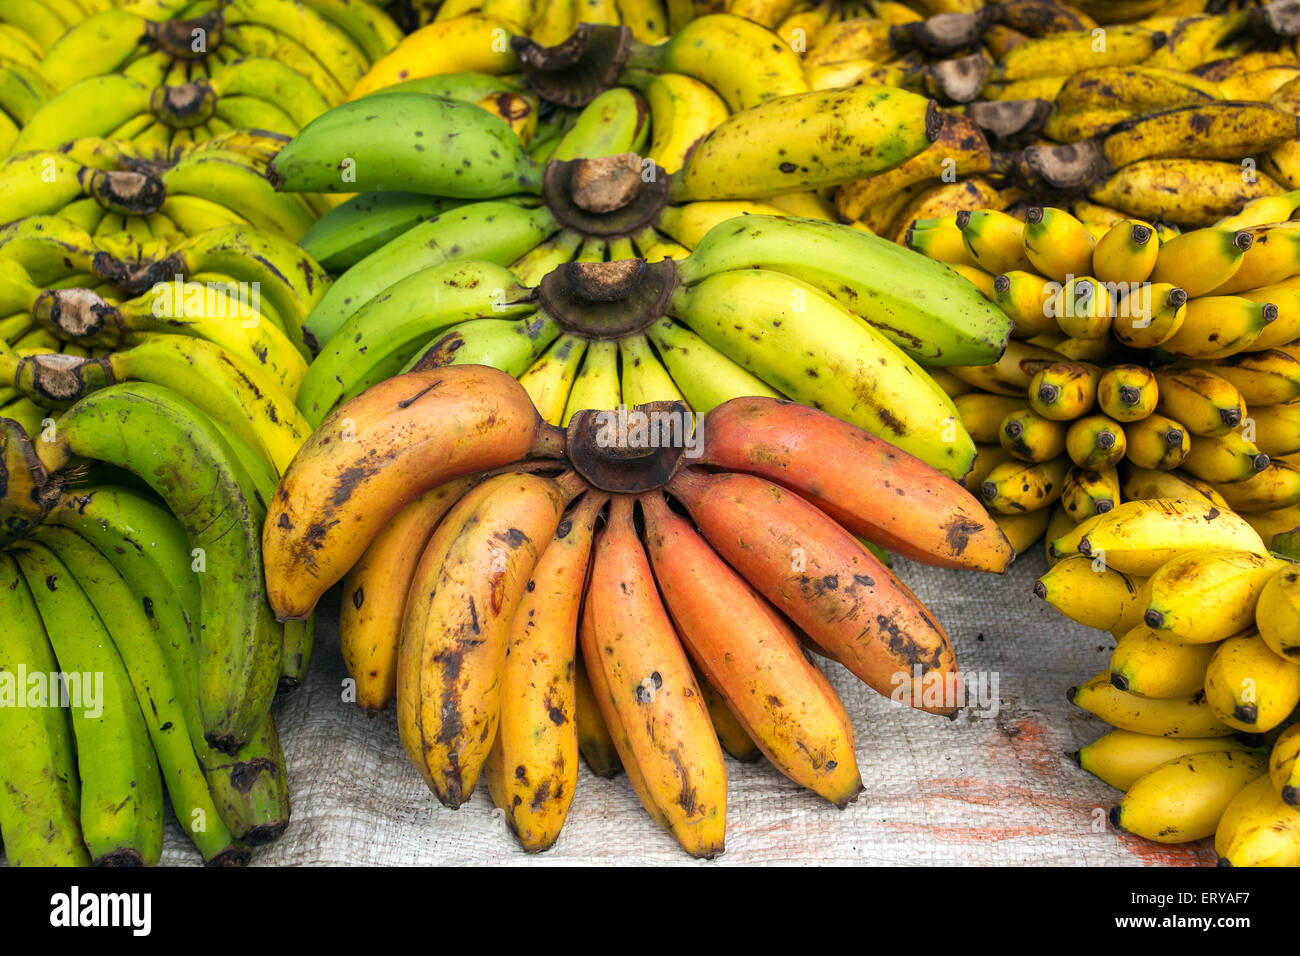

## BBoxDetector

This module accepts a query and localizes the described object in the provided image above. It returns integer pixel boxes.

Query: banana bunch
[0,130,322,259]
[903,202,1300,558]
[262,362,1013,855]
[0,401,297,865]
[1039,496,1300,863]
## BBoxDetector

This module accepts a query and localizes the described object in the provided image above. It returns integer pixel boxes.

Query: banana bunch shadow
[265,362,1017,857]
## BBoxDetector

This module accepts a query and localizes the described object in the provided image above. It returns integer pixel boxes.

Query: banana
[1259,565,1300,663]
[1066,414,1127,468]
[668,467,960,711]
[160,150,316,241]
[991,26,1165,82]
[300,192,456,273]
[48,383,280,752]
[407,312,558,378]
[666,268,973,478]
[1029,360,1100,421]
[614,332,680,405]
[221,21,348,104]
[978,456,1070,514]
[624,12,806,111]
[1191,350,1300,407]
[1181,429,1270,484]
[1033,554,1149,633]
[906,223,979,268]
[34,283,309,398]
[1023,205,1096,282]
[34,524,245,864]
[1205,632,1300,733]
[485,490,605,850]
[550,87,649,161]
[1144,550,1280,644]
[13,541,164,866]
[579,494,726,857]
[1123,413,1190,471]
[1163,294,1277,360]
[1090,159,1282,229]
[1113,283,1187,350]
[1049,275,1114,340]
[205,56,332,131]
[1069,670,1236,737]
[667,85,937,201]
[347,15,517,99]
[835,111,991,225]
[263,366,565,620]
[1112,749,1266,843]
[1153,368,1243,438]
[1213,459,1300,513]
[563,338,621,423]
[1000,407,1067,463]
[1211,223,1300,295]
[226,0,368,93]
[989,270,1058,337]
[1100,102,1298,171]
[1091,218,1158,285]
[1095,363,1156,423]
[697,396,1013,571]
[1216,773,1300,866]
[1055,64,1218,117]
[1061,464,1120,519]
[338,478,471,714]
[1270,723,1300,803]
[645,317,777,413]
[43,486,288,848]
[517,333,588,425]
[296,260,532,425]
[615,69,724,175]
[303,201,557,344]
[0,552,89,866]
[18,337,310,474]
[641,489,862,805]
[675,214,1013,367]
[951,339,1061,398]
[1067,497,1268,575]
[397,470,568,808]
[1079,729,1254,791]
[1245,403,1300,458]
[957,208,1033,275]
[11,73,152,153]
[299,0,403,62]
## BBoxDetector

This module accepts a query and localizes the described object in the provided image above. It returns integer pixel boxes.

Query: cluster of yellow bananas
[903,200,1300,560]
[1033,497,1300,864]
[0,0,402,161]
[697,0,1300,230]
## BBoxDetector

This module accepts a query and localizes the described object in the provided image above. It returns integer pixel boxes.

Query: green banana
[34,525,249,865]
[303,200,558,343]
[267,92,542,196]
[44,486,291,846]
[0,552,89,867]
[13,540,164,866]
[404,311,560,377]
[296,259,534,425]
[297,192,463,273]
[667,269,974,478]
[675,215,1013,367]
[48,383,281,753]
[551,87,650,161]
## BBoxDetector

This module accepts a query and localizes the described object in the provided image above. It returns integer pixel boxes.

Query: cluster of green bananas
[0,0,402,160]
[0,208,334,864]
[1031,496,1300,863]
[901,201,1300,561]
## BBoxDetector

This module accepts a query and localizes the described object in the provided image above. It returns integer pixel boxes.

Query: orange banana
[697,397,1013,572]
[641,491,863,806]
[263,366,564,620]
[667,468,960,715]
[580,494,726,858]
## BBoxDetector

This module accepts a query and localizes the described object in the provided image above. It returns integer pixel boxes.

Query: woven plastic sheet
[158,549,1214,866]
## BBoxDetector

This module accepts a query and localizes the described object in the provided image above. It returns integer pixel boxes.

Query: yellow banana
[1205,632,1300,733]
[1112,749,1267,843]
[1072,497,1267,575]
[1143,550,1280,643]
[1070,669,1236,737]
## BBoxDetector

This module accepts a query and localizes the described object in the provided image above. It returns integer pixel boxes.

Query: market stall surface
[159,549,1211,866]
